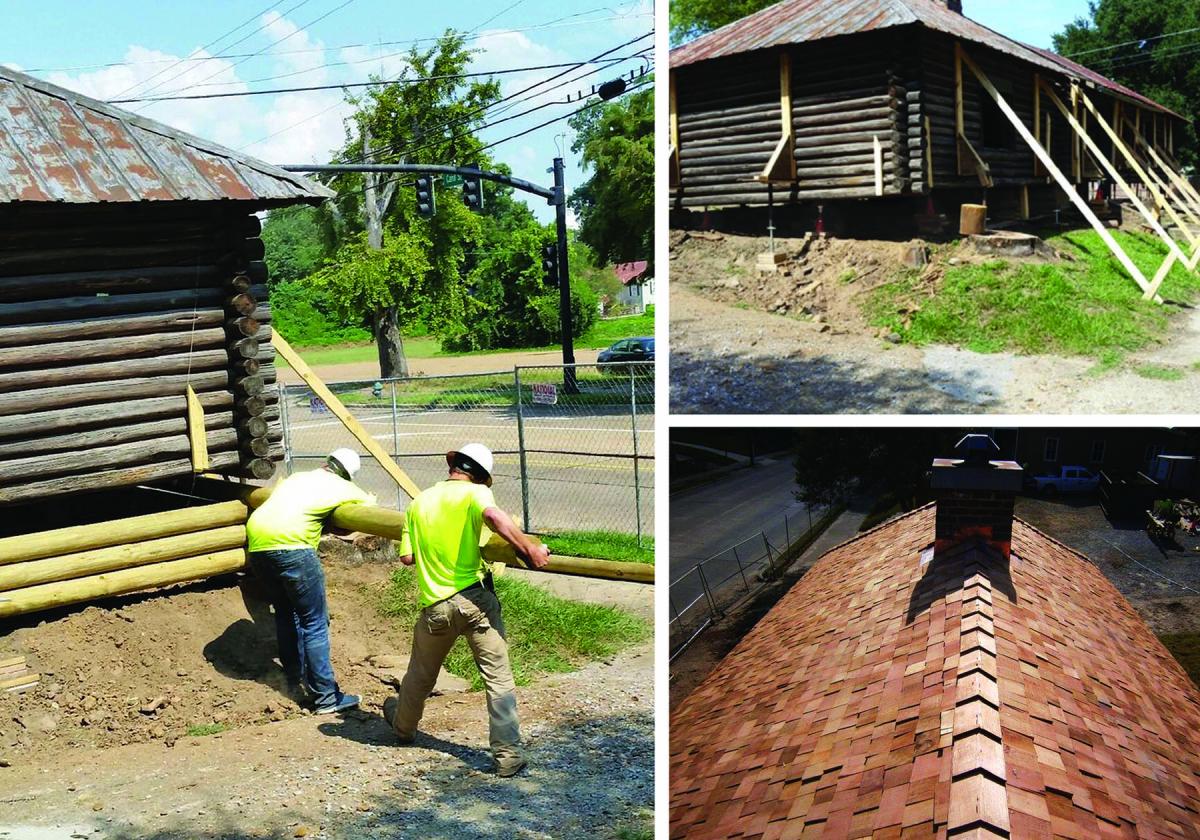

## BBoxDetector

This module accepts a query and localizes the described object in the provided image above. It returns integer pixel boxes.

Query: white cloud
[339,45,411,80]
[260,10,328,77]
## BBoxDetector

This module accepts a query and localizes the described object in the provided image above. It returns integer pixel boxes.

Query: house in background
[984,427,1200,483]
[613,260,654,312]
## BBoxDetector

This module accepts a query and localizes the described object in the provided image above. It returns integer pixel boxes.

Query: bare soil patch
[669,231,1200,414]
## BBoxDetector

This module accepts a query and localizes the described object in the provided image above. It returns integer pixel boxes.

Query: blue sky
[964,0,1092,49]
[0,0,654,222]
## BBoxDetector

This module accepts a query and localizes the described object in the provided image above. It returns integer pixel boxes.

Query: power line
[24,9,648,74]
[141,0,357,103]
[111,53,647,103]
[108,0,286,99]
[338,32,653,165]
[1065,25,1200,59]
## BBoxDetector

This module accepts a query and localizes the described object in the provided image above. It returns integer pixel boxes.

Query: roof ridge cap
[812,500,935,561]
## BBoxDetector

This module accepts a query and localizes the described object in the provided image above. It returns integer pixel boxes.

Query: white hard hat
[446,443,494,486]
[328,448,362,478]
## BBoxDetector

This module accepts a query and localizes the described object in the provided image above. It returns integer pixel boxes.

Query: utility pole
[553,156,577,394]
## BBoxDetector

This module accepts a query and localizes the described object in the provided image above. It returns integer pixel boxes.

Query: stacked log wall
[0,203,282,506]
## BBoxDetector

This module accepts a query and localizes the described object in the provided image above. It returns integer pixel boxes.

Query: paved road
[669,455,812,616]
[282,402,654,537]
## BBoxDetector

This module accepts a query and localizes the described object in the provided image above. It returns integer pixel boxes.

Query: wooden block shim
[0,499,249,566]
[186,385,210,472]
[270,332,422,500]
[960,204,987,236]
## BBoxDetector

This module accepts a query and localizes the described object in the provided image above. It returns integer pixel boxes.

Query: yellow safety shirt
[246,469,375,552]
[399,480,496,607]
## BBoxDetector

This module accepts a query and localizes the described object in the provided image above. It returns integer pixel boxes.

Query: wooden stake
[780,52,795,182]
[186,385,209,472]
[958,46,1152,296]
[873,135,884,196]
[271,332,421,500]
[669,73,680,188]
[924,116,935,189]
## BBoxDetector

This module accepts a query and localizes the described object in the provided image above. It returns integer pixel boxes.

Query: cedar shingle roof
[670,504,1200,838]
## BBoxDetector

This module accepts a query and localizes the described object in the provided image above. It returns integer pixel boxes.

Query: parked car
[597,336,654,373]
[1030,466,1100,495]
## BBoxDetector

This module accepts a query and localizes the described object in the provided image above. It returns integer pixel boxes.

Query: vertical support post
[630,366,642,547]
[924,116,935,189]
[514,367,532,532]
[553,157,577,395]
[763,533,774,575]
[279,384,293,475]
[390,380,402,509]
[668,72,681,188]
[954,43,965,174]
[784,513,791,550]
[779,51,795,181]
[873,135,884,196]
[1020,185,1030,220]
[697,564,721,618]
[732,545,748,591]
[185,384,209,472]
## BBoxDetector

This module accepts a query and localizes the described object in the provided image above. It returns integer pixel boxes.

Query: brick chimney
[931,434,1023,559]
[946,0,963,12]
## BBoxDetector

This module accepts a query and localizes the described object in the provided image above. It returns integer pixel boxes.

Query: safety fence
[668,503,838,662]
[278,362,654,542]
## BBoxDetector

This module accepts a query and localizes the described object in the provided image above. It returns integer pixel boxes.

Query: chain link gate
[278,363,654,543]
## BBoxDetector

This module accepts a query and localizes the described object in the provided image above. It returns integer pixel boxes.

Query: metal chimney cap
[955,434,1000,465]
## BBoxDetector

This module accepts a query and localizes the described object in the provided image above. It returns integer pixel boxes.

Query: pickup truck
[1029,466,1100,495]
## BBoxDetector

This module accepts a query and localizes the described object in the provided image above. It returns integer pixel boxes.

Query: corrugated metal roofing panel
[0,64,333,205]
[671,0,1181,118]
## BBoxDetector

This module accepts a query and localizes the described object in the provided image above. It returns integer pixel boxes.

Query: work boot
[382,696,415,744]
[494,753,527,778]
[315,692,360,715]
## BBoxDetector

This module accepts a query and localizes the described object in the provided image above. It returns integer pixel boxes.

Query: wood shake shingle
[670,505,1200,838]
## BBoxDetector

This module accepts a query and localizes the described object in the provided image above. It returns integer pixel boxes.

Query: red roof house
[670,438,1200,838]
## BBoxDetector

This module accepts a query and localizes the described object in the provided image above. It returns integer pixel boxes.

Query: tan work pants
[391,585,521,762]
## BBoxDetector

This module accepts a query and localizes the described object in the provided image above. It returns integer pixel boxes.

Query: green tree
[670,0,774,45]
[318,32,500,377]
[568,86,654,269]
[1054,0,1200,166]
[260,204,328,287]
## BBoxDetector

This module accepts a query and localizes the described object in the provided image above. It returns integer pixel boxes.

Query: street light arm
[279,163,558,203]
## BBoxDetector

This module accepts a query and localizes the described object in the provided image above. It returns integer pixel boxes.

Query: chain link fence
[278,362,654,542]
[669,504,834,661]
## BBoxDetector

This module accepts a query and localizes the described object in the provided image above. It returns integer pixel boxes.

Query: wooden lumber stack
[0,204,282,505]
[0,655,39,693]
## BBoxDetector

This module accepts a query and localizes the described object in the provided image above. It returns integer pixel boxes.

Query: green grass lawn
[867,229,1200,356]
[540,530,655,564]
[281,308,655,369]
[378,571,650,690]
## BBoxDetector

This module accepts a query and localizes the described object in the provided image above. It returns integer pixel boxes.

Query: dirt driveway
[1014,495,1200,635]
[279,348,602,385]
[670,279,1200,414]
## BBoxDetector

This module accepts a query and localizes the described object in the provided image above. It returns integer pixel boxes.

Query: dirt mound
[0,550,411,762]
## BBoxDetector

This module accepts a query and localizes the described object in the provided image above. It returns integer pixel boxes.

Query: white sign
[531,383,558,405]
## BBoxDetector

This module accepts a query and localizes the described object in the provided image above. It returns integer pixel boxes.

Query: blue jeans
[248,548,341,708]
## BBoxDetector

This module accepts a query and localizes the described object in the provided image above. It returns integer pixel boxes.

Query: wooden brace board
[185,385,210,472]
[957,46,1153,298]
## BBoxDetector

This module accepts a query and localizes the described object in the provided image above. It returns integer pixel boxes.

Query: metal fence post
[630,366,643,547]
[763,533,774,574]
[697,564,722,618]
[514,367,532,530]
[279,384,293,475]
[390,380,402,509]
[732,545,749,591]
[784,513,791,550]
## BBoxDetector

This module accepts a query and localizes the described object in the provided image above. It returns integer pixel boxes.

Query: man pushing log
[383,443,550,777]
[246,447,374,714]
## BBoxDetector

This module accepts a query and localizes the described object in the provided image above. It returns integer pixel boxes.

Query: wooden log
[0,451,241,505]
[236,375,265,396]
[241,436,271,458]
[0,328,226,371]
[0,309,225,348]
[0,411,237,458]
[226,315,261,338]
[0,390,235,440]
[229,336,260,359]
[0,370,231,417]
[225,274,252,294]
[0,548,249,619]
[0,430,239,486]
[242,458,276,480]
[0,243,249,278]
[0,349,229,394]
[0,215,260,251]
[239,416,270,439]
[0,284,267,327]
[0,525,247,592]
[226,292,258,316]
[237,395,267,417]
[0,265,223,303]
[959,204,988,236]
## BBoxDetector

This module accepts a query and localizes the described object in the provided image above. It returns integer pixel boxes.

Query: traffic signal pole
[282,160,578,392]
[552,156,577,394]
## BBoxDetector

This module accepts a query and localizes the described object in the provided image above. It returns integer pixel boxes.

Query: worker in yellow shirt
[246,447,375,714]
[383,443,549,777]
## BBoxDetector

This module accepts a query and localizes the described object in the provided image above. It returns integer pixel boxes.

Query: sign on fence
[531,383,558,405]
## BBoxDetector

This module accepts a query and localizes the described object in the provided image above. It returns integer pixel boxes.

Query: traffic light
[541,243,558,288]
[414,175,435,217]
[462,165,484,212]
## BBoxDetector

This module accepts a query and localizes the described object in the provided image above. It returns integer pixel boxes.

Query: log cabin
[0,65,332,519]
[668,0,1191,231]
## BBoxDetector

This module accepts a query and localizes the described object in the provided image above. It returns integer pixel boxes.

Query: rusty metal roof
[670,0,1182,118]
[671,505,1200,837]
[0,65,334,205]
